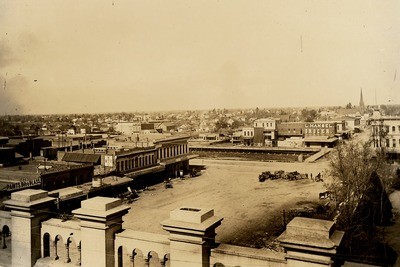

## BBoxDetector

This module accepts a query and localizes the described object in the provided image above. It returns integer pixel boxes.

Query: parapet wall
[1,189,343,267]
[211,244,286,267]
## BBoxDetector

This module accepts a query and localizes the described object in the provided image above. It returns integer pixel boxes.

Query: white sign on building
[104,155,114,167]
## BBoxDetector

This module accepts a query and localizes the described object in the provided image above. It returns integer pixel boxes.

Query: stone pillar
[277,217,344,267]
[4,189,55,267]
[76,242,81,266]
[162,207,223,267]
[160,255,168,267]
[129,250,137,267]
[73,197,130,267]
[65,241,71,263]
[53,238,59,260]
[2,232,6,249]
[144,254,151,267]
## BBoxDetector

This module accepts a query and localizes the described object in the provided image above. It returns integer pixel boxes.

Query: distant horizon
[0,103,391,117]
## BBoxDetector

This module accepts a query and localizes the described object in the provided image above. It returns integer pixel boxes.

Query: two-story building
[304,121,339,137]
[241,127,254,146]
[277,122,305,139]
[253,118,278,146]
[304,121,339,148]
[371,116,400,158]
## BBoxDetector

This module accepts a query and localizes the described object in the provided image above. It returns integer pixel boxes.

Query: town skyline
[1,0,399,115]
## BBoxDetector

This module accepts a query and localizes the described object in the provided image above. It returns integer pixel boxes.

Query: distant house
[156,122,177,133]
[115,122,139,135]
[140,123,155,134]
[199,133,219,141]
[67,125,77,135]
[177,125,188,132]
[344,116,361,131]
[230,131,242,143]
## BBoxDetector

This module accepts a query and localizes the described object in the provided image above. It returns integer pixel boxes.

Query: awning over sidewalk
[160,154,198,165]
[125,165,165,178]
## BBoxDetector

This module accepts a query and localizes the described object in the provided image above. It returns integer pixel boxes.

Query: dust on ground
[123,158,330,247]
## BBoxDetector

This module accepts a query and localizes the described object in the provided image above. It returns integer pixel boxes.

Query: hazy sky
[1,0,399,114]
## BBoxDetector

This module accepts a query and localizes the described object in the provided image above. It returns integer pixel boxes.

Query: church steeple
[359,88,365,114]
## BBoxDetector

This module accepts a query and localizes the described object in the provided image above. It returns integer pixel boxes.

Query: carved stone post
[73,197,130,267]
[4,189,55,267]
[277,217,344,267]
[162,207,223,267]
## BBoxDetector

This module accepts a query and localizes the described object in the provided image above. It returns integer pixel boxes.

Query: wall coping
[212,243,286,263]
[116,229,169,245]
[4,189,55,210]
[0,210,11,219]
[72,197,130,222]
[42,218,81,231]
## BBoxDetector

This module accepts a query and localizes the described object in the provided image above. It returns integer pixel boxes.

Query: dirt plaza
[123,158,330,247]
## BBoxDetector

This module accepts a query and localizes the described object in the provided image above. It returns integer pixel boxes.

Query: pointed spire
[359,88,365,114]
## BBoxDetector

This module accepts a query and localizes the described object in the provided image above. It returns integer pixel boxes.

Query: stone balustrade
[115,230,170,267]
[0,189,344,267]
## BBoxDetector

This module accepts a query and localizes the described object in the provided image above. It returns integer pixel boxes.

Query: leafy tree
[327,141,393,227]
[300,109,317,122]
[231,120,244,129]
[326,140,395,261]
[215,118,228,131]
[345,102,353,109]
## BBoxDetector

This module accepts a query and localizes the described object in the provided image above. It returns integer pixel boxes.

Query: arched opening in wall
[43,233,50,257]
[67,236,78,264]
[55,235,66,261]
[132,248,144,267]
[116,245,129,267]
[162,253,170,267]
[213,263,226,267]
[148,251,160,267]
[117,246,123,267]
[2,225,10,249]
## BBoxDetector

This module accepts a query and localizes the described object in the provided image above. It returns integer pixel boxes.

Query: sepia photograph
[1,1,400,266]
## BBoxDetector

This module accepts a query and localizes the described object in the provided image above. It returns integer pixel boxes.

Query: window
[392,126,396,132]
[393,139,397,148]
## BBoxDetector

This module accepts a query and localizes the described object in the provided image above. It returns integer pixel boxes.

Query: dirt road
[123,158,329,247]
